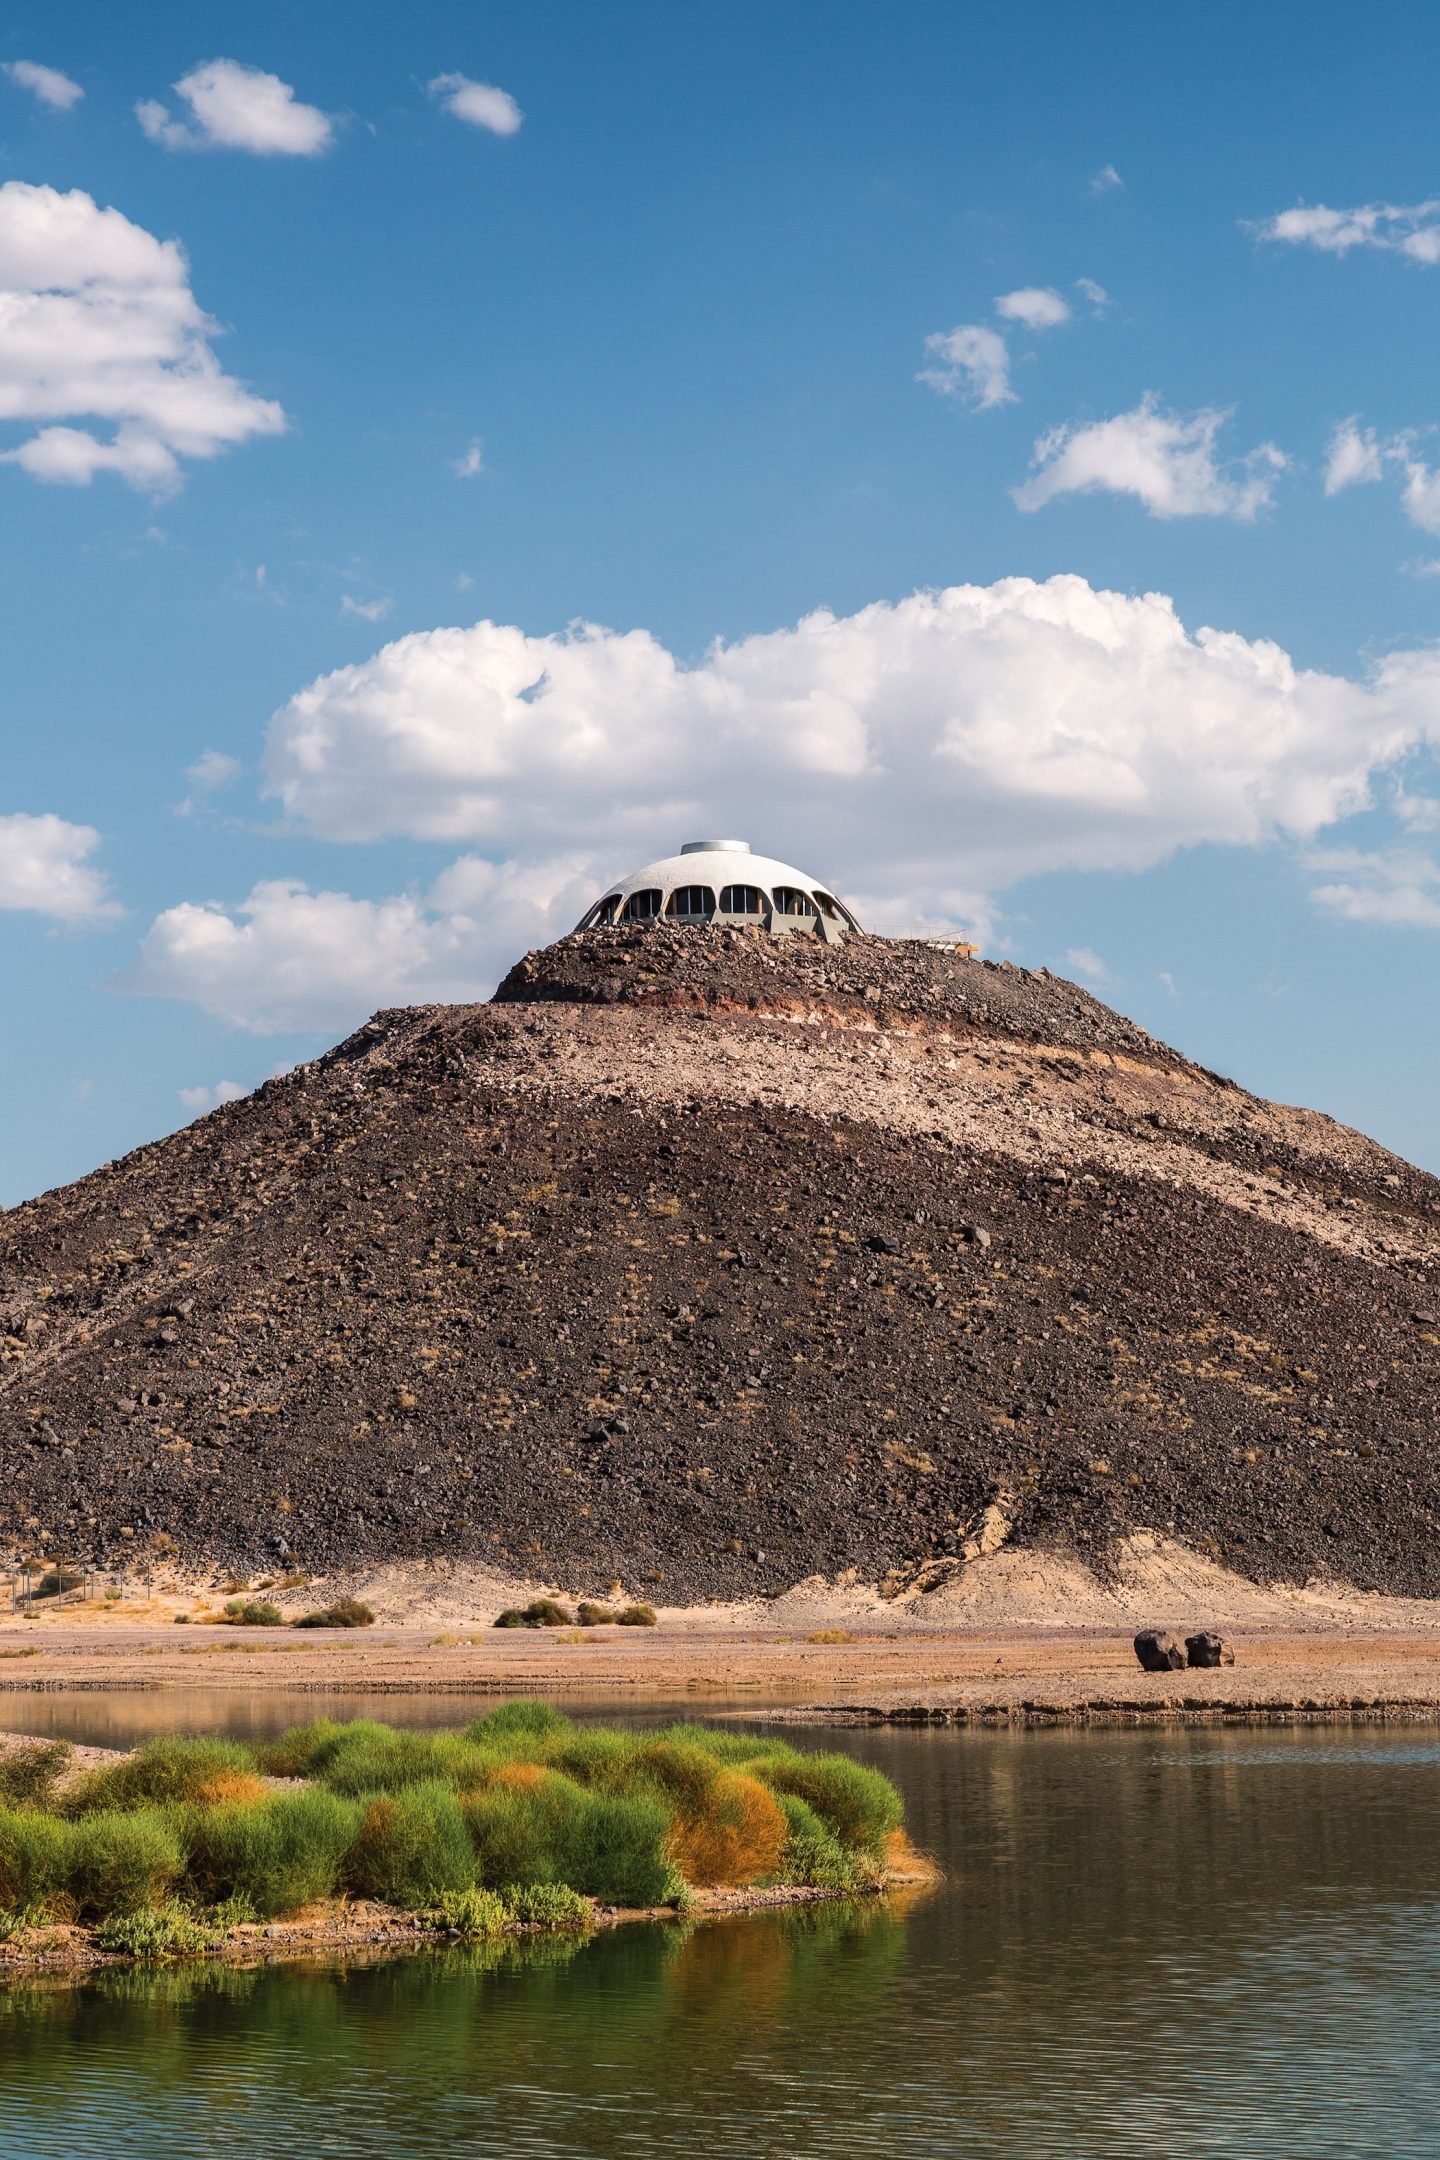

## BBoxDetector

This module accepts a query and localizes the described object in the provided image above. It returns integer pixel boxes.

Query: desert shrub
[759,1753,902,1859]
[35,1567,83,1599]
[95,1904,215,1959]
[806,1629,855,1645]
[429,1885,509,1938]
[465,1699,573,1749]
[292,1598,375,1629]
[654,1759,788,1887]
[0,1809,73,1914]
[772,1793,874,1893]
[575,1602,616,1627]
[64,1738,260,1817]
[223,1599,283,1627]
[68,1808,184,1916]
[0,1740,71,1811]
[502,1881,592,1928]
[253,1718,361,1779]
[462,1772,676,1907]
[493,1598,573,1629]
[345,1782,475,1907]
[181,1790,361,1915]
[304,1727,496,1798]
[615,1604,657,1627]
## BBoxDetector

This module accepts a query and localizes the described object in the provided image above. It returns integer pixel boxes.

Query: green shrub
[492,1598,573,1629]
[223,1599,283,1627]
[292,1599,375,1629]
[574,1602,616,1627]
[462,1772,676,1907]
[0,1809,72,1914]
[0,1740,71,1811]
[759,1752,902,1859]
[304,1726,496,1798]
[64,1737,260,1816]
[69,1808,184,1916]
[615,1604,657,1627]
[772,1793,875,1892]
[181,1790,361,1915]
[428,1885,509,1938]
[95,1904,215,1960]
[346,1782,475,1907]
[253,1718,363,1779]
[464,1700,572,1749]
[502,1881,592,1928]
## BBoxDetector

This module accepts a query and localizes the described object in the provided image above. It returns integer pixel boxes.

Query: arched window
[813,891,861,932]
[666,885,715,920]
[772,886,816,918]
[587,894,621,927]
[719,884,765,915]
[620,888,663,921]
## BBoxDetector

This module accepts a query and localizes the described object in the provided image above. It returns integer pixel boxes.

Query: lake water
[3,1701,1440,2158]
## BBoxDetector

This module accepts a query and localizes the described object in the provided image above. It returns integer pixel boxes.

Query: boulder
[1184,1632,1235,1668]
[1133,1629,1185,1672]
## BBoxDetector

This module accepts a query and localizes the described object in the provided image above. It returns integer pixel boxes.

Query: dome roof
[574,839,861,941]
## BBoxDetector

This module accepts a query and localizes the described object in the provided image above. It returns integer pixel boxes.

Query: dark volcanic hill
[3,923,1439,1599]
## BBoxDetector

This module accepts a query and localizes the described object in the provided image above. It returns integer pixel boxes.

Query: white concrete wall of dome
[575,840,863,941]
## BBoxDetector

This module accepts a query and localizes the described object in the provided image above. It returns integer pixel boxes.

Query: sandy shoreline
[10,1616,1440,1725]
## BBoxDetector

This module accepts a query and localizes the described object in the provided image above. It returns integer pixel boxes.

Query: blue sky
[3,0,1440,1204]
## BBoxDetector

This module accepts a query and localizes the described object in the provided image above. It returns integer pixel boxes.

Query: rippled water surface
[4,1713,1440,2158]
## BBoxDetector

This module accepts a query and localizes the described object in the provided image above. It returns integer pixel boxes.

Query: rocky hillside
[2,923,1438,1598]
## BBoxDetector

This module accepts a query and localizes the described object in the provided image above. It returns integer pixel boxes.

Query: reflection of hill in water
[7,1728,1440,2156]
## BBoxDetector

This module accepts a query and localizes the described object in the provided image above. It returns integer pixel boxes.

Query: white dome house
[574,839,863,944]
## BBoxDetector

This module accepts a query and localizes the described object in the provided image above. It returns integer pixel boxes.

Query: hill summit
[2,924,1438,1600]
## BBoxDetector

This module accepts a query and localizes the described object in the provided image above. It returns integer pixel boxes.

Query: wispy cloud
[1253,199,1440,263]
[428,73,523,136]
[340,594,392,622]
[453,439,485,479]
[1090,163,1123,194]
[1014,396,1286,520]
[3,60,83,111]
[918,324,1014,410]
[1308,846,1440,927]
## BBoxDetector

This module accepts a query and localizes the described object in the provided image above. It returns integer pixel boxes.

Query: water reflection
[4,1723,1440,2156]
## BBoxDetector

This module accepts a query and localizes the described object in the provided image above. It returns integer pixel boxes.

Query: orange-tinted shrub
[664,1768,787,1887]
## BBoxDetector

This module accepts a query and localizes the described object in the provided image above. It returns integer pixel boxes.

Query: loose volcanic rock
[1,925,1438,1597]
[1135,1631,1188,1673]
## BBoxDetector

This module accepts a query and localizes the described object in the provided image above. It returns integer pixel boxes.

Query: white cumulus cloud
[261,575,1440,887]
[0,182,285,491]
[137,59,333,156]
[428,73,523,136]
[0,811,117,921]
[1324,417,1389,493]
[1255,199,1440,263]
[178,1079,248,1115]
[996,286,1071,329]
[918,324,1013,410]
[186,749,241,792]
[1322,417,1440,534]
[128,858,597,1032]
[454,438,484,478]
[1013,396,1286,520]
[127,574,1440,1026]
[4,61,83,111]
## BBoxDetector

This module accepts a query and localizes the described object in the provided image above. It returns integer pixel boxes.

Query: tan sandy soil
[9,1537,1440,1723]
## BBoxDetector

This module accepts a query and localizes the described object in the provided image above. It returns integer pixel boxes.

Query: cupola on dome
[574,839,862,943]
